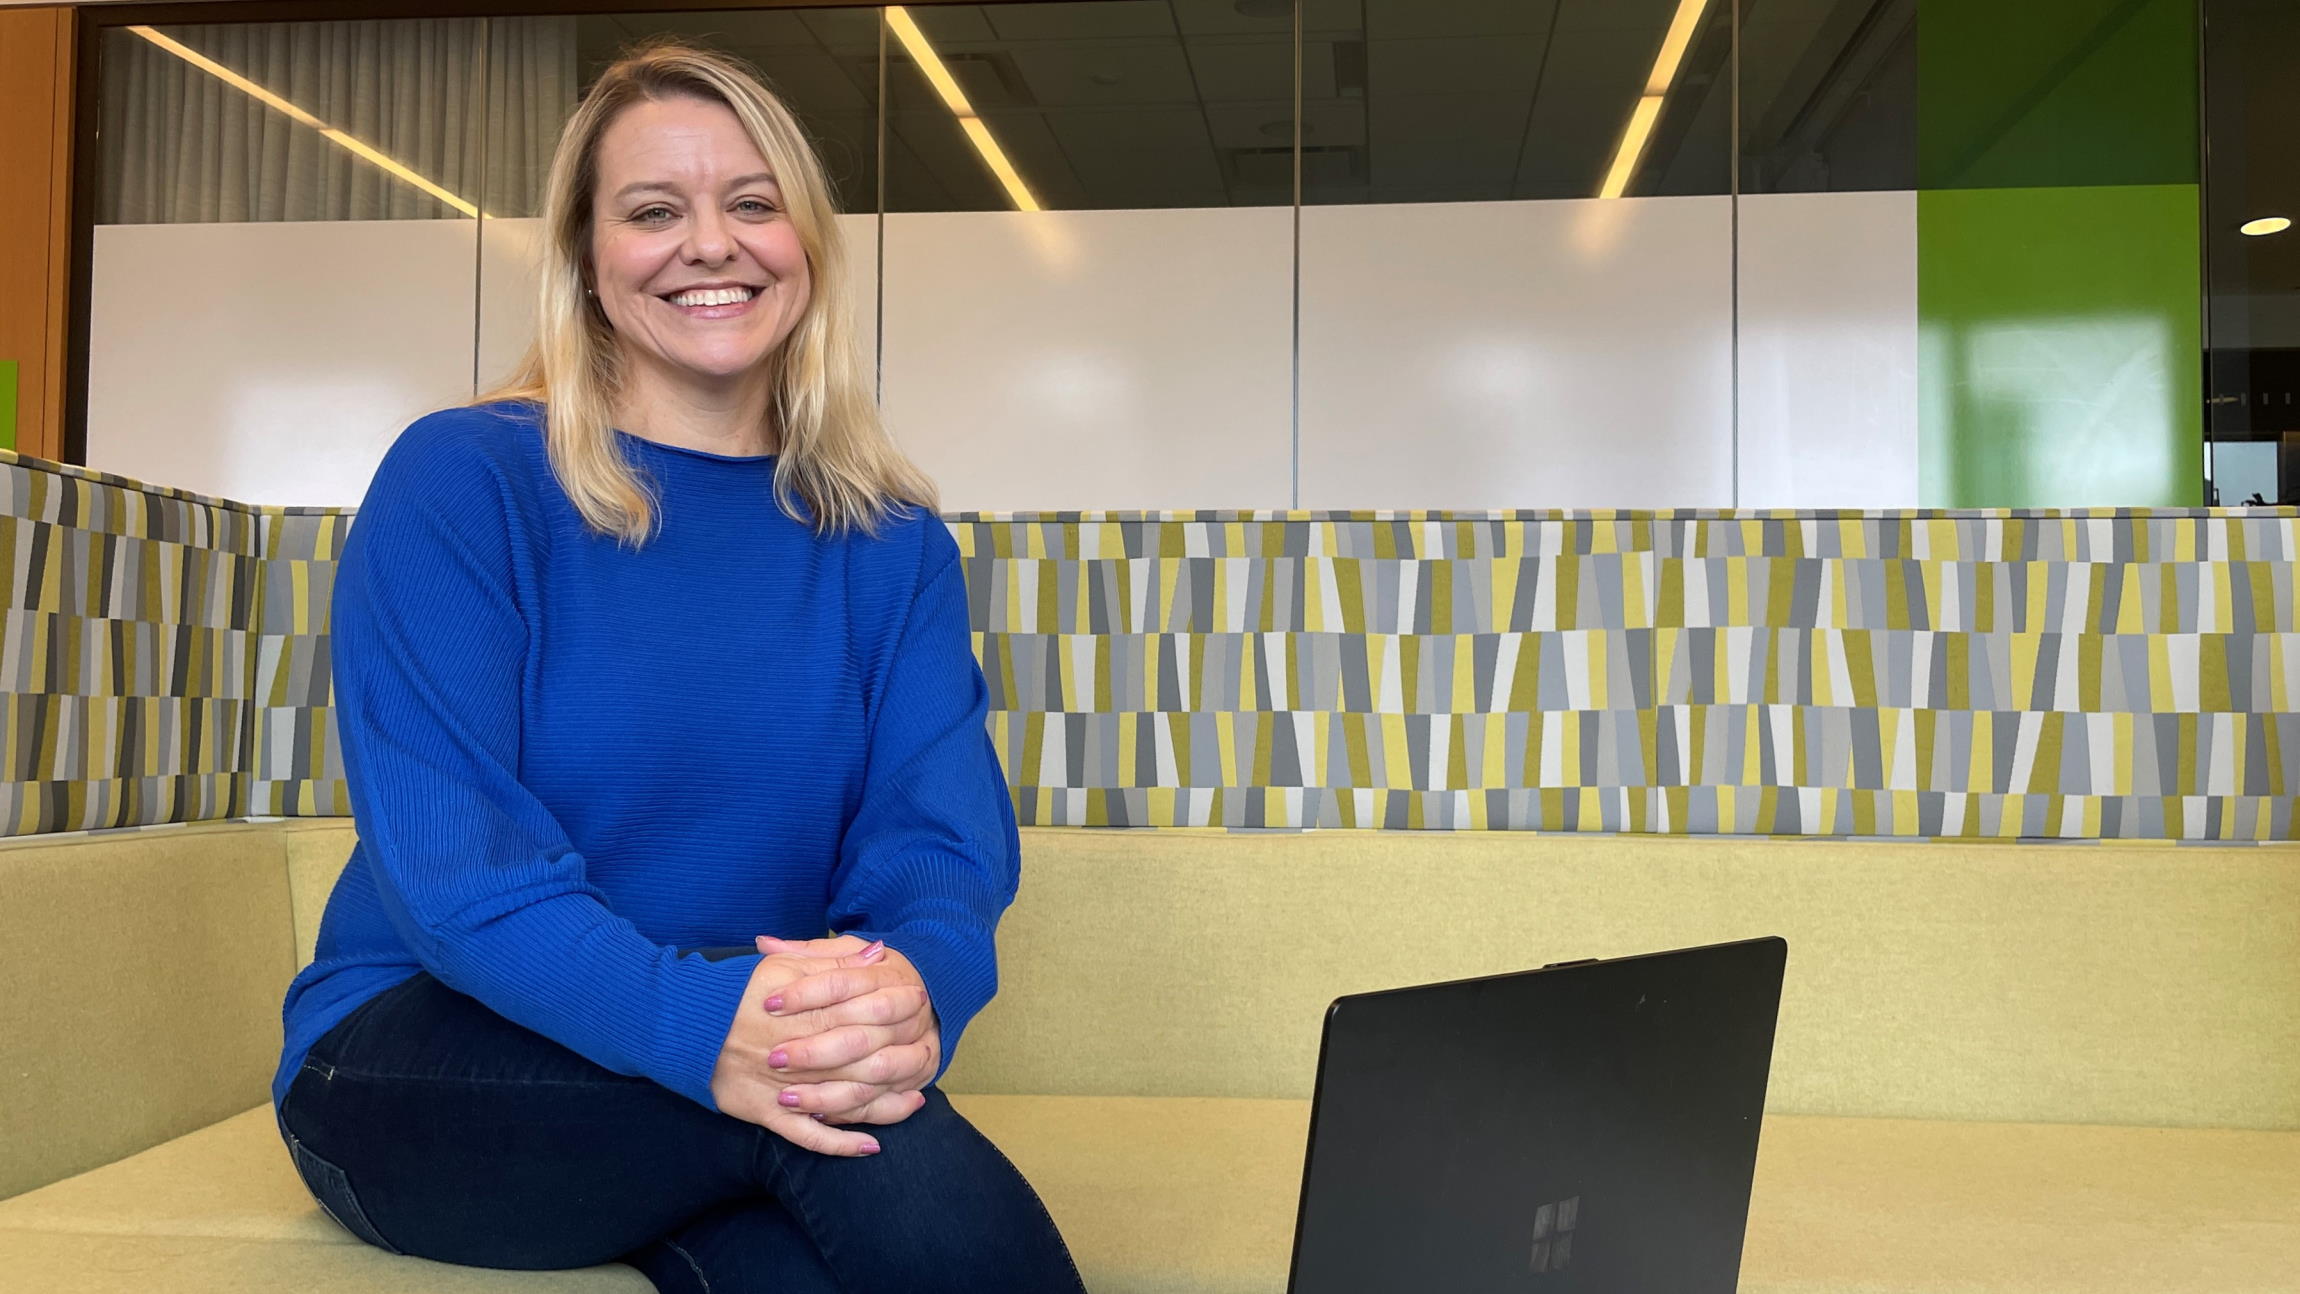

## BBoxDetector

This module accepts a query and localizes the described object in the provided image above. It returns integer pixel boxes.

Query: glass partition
[84,0,2221,512]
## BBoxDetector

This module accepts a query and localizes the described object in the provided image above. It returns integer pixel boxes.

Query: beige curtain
[100,17,579,223]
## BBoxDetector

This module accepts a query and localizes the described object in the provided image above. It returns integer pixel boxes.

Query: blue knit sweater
[273,400,1018,1114]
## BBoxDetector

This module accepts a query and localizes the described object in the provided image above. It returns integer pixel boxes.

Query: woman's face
[588,95,811,393]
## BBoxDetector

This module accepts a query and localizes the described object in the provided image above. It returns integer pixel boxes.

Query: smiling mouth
[661,285,762,308]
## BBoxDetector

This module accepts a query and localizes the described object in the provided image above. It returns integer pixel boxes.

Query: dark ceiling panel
[570,0,1921,210]
[1005,40,1199,106]
[1368,90,1533,192]
[1182,35,1290,103]
[1365,34,1545,97]
[1364,0,1558,39]
[985,0,1178,40]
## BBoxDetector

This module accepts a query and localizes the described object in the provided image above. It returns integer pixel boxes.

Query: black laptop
[1286,936,1788,1293]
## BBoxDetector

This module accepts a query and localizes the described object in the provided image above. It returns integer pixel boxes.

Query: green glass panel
[1918,0,2200,190]
[1918,183,2204,507]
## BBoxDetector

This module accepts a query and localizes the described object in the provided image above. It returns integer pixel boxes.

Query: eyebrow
[612,173,779,202]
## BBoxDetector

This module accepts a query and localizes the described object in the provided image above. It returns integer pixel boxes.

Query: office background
[8,0,2285,516]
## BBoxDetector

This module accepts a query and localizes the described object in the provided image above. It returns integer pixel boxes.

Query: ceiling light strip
[128,25,485,219]
[1598,0,1711,200]
[884,6,1042,213]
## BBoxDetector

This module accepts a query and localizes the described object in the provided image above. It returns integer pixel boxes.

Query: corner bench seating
[4,818,2298,1292]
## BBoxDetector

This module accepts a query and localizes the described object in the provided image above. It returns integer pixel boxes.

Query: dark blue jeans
[275,962,1086,1293]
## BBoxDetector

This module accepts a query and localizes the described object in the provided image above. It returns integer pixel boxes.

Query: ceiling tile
[1172,0,1298,38]
[1364,0,1560,39]
[1365,91,1531,186]
[1184,36,1292,102]
[1006,41,1202,107]
[985,1,1180,41]
[743,44,873,115]
[904,6,1004,44]
[1366,35,1545,96]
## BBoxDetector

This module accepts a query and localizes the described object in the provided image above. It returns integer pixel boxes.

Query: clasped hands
[709,933,940,1157]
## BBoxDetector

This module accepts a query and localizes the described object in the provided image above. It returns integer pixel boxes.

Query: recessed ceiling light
[1599,0,1711,199]
[886,7,1039,212]
[2240,216,2292,236]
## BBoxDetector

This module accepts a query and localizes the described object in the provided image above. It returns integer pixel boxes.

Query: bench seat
[4,1094,2297,1293]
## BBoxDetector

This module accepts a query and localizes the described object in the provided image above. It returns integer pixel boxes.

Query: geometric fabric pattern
[251,510,352,819]
[0,450,353,834]
[6,446,2296,840]
[2,452,266,835]
[960,511,2297,838]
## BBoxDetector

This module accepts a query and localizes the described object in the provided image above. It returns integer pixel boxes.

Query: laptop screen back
[1287,937,1787,1293]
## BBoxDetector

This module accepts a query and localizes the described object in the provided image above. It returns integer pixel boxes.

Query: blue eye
[633,206,675,223]
[737,198,779,215]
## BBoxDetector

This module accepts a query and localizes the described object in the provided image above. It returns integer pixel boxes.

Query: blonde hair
[477,37,936,544]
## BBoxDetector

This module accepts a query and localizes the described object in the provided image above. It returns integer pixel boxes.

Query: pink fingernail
[859,941,887,963]
[764,995,784,1012]
[768,1049,789,1069]
[859,1140,882,1155]
[778,1090,802,1107]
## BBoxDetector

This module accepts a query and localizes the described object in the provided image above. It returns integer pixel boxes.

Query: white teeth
[669,286,757,307]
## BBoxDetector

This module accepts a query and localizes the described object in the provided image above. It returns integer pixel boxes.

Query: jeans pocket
[283,1129,404,1256]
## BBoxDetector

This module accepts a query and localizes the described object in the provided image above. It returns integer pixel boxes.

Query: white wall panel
[88,201,1926,515]
[880,207,1294,513]
[89,213,882,509]
[1299,196,1735,510]
[87,220,478,507]
[1736,191,1920,509]
[477,216,546,393]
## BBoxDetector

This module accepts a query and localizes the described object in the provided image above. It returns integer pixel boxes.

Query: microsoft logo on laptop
[1530,1195,1579,1273]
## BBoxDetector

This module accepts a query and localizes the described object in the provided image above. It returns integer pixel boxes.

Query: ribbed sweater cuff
[429,898,765,1115]
[656,953,764,1112]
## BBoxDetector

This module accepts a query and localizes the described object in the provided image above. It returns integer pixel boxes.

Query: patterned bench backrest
[7,449,2296,839]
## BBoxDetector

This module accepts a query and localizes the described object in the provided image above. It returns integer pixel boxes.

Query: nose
[683,205,734,266]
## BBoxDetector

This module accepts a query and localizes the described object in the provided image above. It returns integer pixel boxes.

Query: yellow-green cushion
[948,829,2300,1129]
[962,1095,1304,1294]
[248,821,2300,1128]
[0,1107,345,1245]
[0,1231,645,1293]
[5,1096,2297,1293]
[1738,1114,2300,1292]
[0,823,298,1201]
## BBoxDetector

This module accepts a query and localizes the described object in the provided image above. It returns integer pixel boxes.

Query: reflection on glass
[2202,0,2300,506]
[887,1,1290,212]
[2210,441,2279,507]
[1951,315,2181,506]
[1302,0,1729,206]
[1737,0,1915,194]
[99,19,506,223]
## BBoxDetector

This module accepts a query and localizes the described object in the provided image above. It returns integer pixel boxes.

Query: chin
[669,350,777,382]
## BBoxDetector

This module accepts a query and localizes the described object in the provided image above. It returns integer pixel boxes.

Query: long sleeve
[828,522,1021,1083]
[331,419,758,1111]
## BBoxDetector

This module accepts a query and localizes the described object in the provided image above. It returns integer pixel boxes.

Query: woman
[272,38,1085,1293]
